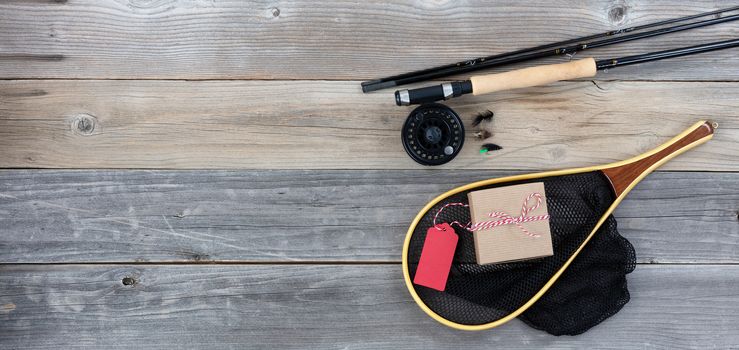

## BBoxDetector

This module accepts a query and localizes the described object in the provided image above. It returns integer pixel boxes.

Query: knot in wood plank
[607,2,629,25]
[70,113,97,136]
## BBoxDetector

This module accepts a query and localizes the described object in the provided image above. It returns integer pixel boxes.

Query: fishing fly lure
[402,120,715,334]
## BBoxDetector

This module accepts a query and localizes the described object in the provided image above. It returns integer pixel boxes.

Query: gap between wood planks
[2,262,738,266]
[1,78,739,82]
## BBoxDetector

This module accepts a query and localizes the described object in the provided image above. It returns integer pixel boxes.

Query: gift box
[467,182,553,265]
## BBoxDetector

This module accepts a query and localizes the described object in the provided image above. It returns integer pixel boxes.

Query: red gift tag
[413,223,458,291]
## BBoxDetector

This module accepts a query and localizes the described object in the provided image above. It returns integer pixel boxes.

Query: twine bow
[470,193,549,237]
[433,193,549,238]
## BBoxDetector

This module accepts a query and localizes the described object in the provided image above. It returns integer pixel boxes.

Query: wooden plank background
[1,1,738,349]
[0,80,737,170]
[1,265,739,349]
[0,170,737,263]
[0,0,738,80]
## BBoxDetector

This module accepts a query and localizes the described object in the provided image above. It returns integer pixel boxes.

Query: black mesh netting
[406,171,636,335]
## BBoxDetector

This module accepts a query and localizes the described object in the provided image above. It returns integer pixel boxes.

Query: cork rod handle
[470,58,597,95]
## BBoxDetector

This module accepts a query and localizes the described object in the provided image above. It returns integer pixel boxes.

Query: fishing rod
[397,38,738,165]
[361,6,739,93]
[395,38,739,106]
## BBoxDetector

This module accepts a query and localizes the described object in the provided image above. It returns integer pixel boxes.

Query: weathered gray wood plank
[1,80,737,170]
[0,1,737,80]
[1,170,736,263]
[0,264,737,349]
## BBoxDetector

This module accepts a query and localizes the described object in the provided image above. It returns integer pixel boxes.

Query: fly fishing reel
[402,103,464,166]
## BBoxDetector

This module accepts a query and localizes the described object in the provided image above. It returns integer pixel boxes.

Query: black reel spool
[402,103,464,166]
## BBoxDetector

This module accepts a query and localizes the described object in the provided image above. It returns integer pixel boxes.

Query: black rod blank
[596,38,739,70]
[361,6,739,93]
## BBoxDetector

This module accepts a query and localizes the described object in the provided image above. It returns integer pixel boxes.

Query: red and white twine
[432,202,471,230]
[433,192,549,238]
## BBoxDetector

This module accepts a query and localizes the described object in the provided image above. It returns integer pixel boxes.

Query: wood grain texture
[603,121,715,196]
[0,1,737,80]
[1,170,736,263]
[1,80,737,170]
[0,264,737,349]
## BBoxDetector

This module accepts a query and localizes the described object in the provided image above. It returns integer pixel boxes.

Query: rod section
[596,38,739,70]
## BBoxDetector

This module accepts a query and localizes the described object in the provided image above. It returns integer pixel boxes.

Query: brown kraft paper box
[467,182,553,265]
